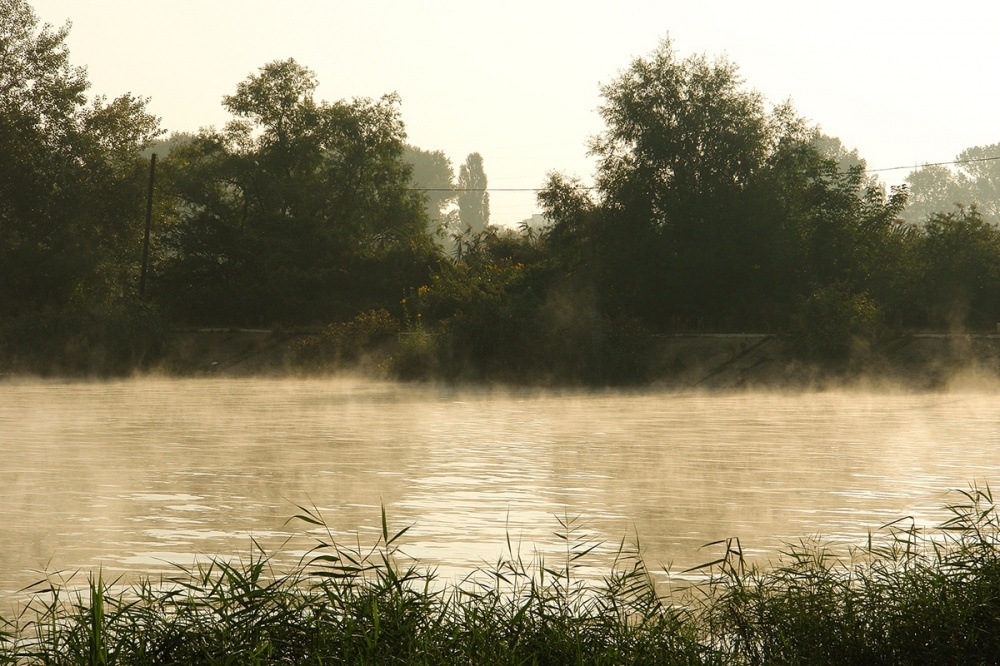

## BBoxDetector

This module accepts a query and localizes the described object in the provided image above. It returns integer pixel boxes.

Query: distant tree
[157,58,437,325]
[956,143,1000,222]
[811,133,867,175]
[903,143,1000,225]
[0,0,161,317]
[403,145,457,244]
[457,152,490,234]
[143,131,195,159]
[903,164,965,224]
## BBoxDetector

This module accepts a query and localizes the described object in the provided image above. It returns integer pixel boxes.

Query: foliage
[10,9,1000,377]
[538,37,916,345]
[903,143,1000,226]
[910,206,1000,329]
[0,0,161,318]
[0,303,168,376]
[391,227,651,385]
[786,282,884,362]
[294,308,401,368]
[386,327,441,381]
[403,145,458,248]
[702,485,1000,665]
[0,509,706,665]
[456,152,490,236]
[154,59,439,326]
[903,163,967,225]
[582,37,788,329]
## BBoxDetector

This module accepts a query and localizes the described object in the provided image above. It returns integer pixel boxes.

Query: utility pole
[138,153,156,300]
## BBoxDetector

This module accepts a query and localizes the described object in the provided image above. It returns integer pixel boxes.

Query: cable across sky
[411,154,1000,194]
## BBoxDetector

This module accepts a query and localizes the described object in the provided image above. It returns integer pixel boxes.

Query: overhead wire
[410,154,1000,193]
[867,154,1000,174]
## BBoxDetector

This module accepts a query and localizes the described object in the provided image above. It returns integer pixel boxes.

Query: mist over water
[3,377,1000,595]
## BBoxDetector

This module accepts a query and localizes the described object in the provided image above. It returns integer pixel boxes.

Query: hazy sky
[28,0,1000,226]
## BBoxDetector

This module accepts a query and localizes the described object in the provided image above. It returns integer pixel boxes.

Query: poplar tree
[457,152,490,234]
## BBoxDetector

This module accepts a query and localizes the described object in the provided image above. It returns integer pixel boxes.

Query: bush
[787,283,884,363]
[0,304,168,376]
[294,309,401,369]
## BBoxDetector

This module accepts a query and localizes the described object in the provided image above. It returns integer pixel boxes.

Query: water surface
[2,378,999,595]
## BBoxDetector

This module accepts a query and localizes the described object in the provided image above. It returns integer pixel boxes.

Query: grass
[4,488,1000,664]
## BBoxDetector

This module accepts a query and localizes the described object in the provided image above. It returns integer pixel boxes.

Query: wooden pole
[138,153,156,300]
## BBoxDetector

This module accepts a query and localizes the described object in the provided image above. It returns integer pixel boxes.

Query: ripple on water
[2,379,1000,594]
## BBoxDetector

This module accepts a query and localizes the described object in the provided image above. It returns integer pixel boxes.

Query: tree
[457,152,490,234]
[903,143,1000,225]
[811,133,867,175]
[0,0,161,318]
[403,145,457,245]
[157,59,437,325]
[538,37,918,340]
[561,37,805,329]
[911,207,1000,329]
[956,143,1000,222]
[903,164,964,224]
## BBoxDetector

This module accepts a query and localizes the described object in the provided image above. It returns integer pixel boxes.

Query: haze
[26,0,1000,226]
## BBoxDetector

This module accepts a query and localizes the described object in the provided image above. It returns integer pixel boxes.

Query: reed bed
[3,489,1000,665]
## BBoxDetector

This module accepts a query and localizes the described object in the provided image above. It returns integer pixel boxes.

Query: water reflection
[2,378,999,594]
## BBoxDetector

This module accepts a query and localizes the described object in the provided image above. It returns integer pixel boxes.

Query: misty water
[3,377,1000,597]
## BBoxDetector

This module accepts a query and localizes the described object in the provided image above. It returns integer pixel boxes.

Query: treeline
[3,0,1000,381]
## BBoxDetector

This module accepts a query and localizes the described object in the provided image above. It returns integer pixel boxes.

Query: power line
[409,186,598,193]
[410,154,1000,193]
[868,154,1000,174]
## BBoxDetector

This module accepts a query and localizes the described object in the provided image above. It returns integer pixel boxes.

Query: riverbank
[153,328,1000,390]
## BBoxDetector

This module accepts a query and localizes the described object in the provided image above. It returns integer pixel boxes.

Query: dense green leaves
[538,38,917,349]
[156,59,437,325]
[0,0,161,318]
[912,207,1000,329]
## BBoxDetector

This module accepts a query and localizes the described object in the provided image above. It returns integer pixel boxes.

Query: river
[2,377,999,596]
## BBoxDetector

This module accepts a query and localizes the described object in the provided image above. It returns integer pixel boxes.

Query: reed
[698,484,1000,665]
[3,488,1000,664]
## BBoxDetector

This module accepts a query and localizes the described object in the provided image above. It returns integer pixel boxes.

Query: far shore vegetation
[5,0,1000,386]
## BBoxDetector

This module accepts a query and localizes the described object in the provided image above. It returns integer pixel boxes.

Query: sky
[28,0,1000,227]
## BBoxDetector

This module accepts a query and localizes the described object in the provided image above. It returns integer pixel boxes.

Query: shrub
[0,304,168,376]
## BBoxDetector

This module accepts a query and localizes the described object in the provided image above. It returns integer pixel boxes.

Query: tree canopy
[457,152,490,235]
[0,0,161,318]
[904,143,1000,225]
[156,59,438,325]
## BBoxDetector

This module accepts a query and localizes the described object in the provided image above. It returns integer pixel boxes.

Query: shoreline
[142,329,1000,391]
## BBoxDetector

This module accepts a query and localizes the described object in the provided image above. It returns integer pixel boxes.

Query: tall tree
[0,0,161,317]
[158,58,437,325]
[912,207,1000,329]
[403,145,457,244]
[457,152,490,234]
[577,37,800,327]
[540,37,913,336]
